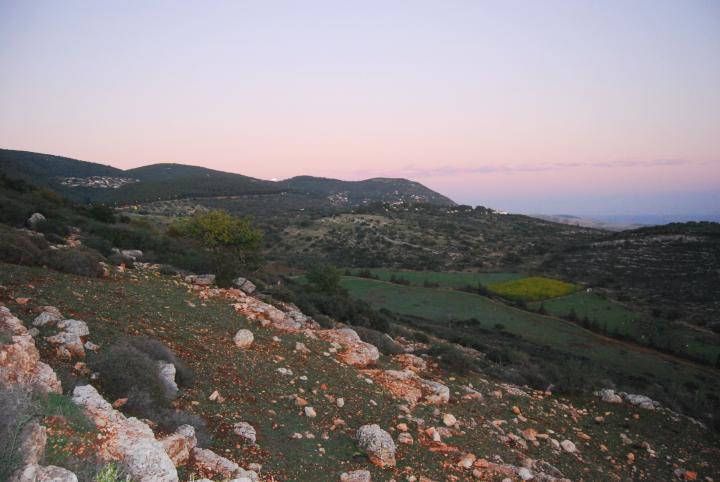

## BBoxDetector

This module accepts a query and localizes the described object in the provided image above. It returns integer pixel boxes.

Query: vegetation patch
[487,276,581,301]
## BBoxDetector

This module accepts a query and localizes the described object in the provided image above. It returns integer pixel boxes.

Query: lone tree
[170,210,263,285]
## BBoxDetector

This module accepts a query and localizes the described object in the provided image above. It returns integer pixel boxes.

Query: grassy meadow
[341,276,720,398]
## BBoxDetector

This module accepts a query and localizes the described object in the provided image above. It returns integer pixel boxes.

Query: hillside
[280,176,455,206]
[0,149,455,208]
[0,149,123,186]
[2,262,718,481]
[543,222,720,328]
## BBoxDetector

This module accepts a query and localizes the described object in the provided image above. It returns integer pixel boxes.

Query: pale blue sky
[0,1,718,216]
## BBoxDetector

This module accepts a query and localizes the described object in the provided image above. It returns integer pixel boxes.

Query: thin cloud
[360,159,714,179]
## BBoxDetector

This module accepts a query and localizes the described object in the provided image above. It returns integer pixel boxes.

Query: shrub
[90,343,170,410]
[425,343,476,374]
[353,326,403,355]
[124,336,195,387]
[95,463,132,482]
[0,225,50,266]
[48,247,105,277]
[0,387,34,481]
[35,217,71,238]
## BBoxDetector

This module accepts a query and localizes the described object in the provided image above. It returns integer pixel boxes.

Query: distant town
[59,176,139,189]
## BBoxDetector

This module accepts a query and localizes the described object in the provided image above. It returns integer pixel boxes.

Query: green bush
[0,387,34,481]
[48,247,105,277]
[424,343,476,374]
[0,225,50,266]
[353,325,403,355]
[90,343,170,409]
[124,336,195,387]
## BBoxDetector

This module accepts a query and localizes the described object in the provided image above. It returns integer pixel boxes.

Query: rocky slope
[1,262,718,481]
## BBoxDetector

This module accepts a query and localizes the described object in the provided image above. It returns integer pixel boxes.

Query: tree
[306,264,342,293]
[170,210,263,285]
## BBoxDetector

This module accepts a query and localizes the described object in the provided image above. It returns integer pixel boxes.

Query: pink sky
[1,1,718,214]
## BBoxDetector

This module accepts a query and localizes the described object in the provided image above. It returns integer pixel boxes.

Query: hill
[280,176,455,206]
[0,149,455,208]
[543,222,720,328]
[0,149,123,184]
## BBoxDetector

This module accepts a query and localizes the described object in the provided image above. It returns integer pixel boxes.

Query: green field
[346,269,524,288]
[341,276,720,391]
[529,291,642,337]
[487,276,581,301]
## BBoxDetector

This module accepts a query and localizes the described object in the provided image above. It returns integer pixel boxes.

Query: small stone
[336,397,345,408]
[234,422,257,444]
[443,413,457,427]
[305,407,317,418]
[560,439,577,453]
[397,432,414,445]
[340,470,371,482]
[518,467,533,481]
[233,329,254,348]
[457,452,476,468]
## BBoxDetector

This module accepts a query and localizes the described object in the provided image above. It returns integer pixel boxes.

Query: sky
[1,1,719,217]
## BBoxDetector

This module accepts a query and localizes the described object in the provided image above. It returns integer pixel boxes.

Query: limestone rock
[160,425,197,466]
[233,329,254,348]
[56,319,90,337]
[317,329,379,367]
[622,393,657,410]
[356,424,396,468]
[185,274,216,286]
[560,440,577,453]
[72,385,178,482]
[340,470,371,482]
[120,249,143,260]
[596,388,623,404]
[157,361,178,399]
[0,307,62,394]
[191,448,259,480]
[32,307,63,327]
[361,369,449,406]
[45,332,85,359]
[233,277,257,294]
[36,466,78,482]
[234,422,257,444]
[27,212,46,228]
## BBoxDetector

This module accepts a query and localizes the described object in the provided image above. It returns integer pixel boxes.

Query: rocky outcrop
[45,319,90,360]
[356,424,396,467]
[191,448,259,481]
[594,389,659,409]
[27,212,46,228]
[233,277,257,294]
[232,298,304,332]
[185,274,216,286]
[595,388,623,404]
[622,392,658,410]
[0,306,62,394]
[361,369,449,406]
[160,425,197,466]
[72,385,178,482]
[317,328,380,367]
[120,249,143,260]
[32,306,63,327]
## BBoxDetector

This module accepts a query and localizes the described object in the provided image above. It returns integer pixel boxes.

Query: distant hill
[281,176,455,206]
[0,149,454,206]
[0,149,123,181]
